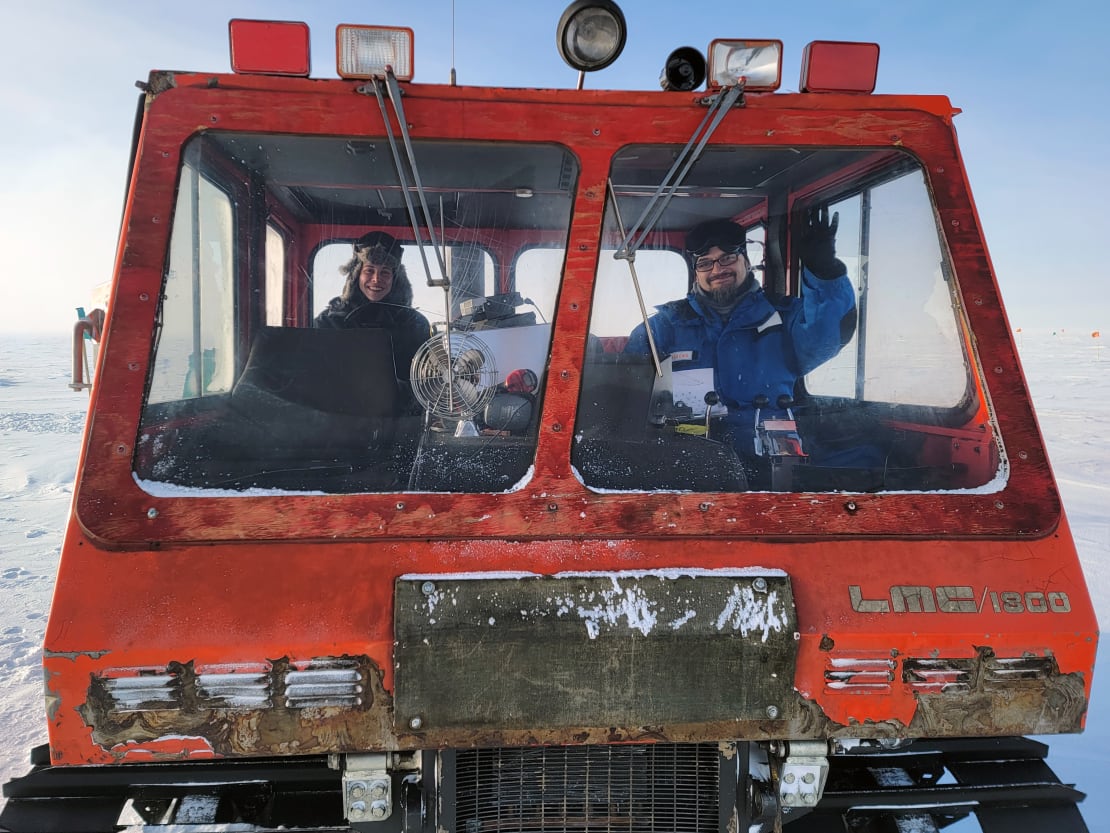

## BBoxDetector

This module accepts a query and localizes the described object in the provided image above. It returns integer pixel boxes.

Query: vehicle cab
[3,7,1096,832]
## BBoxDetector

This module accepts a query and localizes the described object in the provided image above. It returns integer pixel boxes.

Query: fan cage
[410,333,500,420]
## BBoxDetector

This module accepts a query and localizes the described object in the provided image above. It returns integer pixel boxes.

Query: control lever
[704,390,720,438]
[752,394,808,491]
[752,395,770,454]
[753,395,805,458]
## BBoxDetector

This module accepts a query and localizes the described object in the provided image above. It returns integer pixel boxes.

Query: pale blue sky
[2,0,1107,333]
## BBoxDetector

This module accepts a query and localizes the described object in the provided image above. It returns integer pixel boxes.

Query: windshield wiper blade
[361,70,455,334]
[607,178,663,378]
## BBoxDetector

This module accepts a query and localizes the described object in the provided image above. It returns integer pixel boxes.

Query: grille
[99,658,362,714]
[454,744,720,833]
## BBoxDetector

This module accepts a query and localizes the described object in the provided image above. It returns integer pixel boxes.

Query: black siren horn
[660,46,707,91]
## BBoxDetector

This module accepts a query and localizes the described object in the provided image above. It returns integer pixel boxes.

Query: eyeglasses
[693,252,742,272]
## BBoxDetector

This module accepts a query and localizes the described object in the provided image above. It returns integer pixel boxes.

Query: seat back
[233,326,398,417]
[575,353,660,438]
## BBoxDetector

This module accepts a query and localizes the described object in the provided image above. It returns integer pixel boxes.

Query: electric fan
[410,332,499,436]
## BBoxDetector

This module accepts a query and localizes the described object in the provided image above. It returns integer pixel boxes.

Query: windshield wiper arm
[607,178,663,378]
[606,85,744,377]
[361,73,450,290]
[614,84,744,261]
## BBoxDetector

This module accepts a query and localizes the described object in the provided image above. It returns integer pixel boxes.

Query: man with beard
[315,230,432,380]
[624,211,856,470]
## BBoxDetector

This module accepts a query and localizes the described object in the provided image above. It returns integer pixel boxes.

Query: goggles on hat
[354,230,403,261]
[684,219,747,258]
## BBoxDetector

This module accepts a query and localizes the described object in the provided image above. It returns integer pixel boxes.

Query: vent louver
[284,659,363,708]
[99,657,365,714]
[102,669,182,712]
[903,658,975,693]
[984,656,1055,683]
[196,662,272,709]
[825,657,895,692]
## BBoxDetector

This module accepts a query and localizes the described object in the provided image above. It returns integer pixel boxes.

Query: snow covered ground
[0,336,85,791]
[1,330,1107,823]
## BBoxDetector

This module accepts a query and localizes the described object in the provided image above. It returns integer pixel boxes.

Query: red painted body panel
[45,516,1095,761]
[44,71,1096,765]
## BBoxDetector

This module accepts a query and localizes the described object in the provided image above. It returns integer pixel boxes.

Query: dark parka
[315,262,432,380]
[625,267,856,429]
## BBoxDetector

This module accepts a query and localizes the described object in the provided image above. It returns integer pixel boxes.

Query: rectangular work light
[707,39,783,91]
[337,25,415,80]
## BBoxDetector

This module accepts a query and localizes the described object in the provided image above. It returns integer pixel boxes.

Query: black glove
[799,206,846,280]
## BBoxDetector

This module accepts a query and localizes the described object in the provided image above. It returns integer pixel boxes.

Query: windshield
[574,144,1001,494]
[135,133,577,494]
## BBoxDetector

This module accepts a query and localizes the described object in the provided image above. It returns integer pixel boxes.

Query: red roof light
[229,19,311,77]
[800,41,879,94]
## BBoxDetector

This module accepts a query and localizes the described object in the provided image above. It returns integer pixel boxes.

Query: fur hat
[354,230,403,267]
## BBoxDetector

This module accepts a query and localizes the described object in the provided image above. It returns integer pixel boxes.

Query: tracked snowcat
[2,4,1098,831]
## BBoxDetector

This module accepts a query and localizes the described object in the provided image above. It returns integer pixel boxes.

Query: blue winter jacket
[625,269,856,421]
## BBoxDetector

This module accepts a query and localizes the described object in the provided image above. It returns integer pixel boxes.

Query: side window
[514,248,563,324]
[264,223,286,327]
[803,194,861,399]
[745,225,767,285]
[588,248,689,343]
[147,162,235,404]
[806,170,967,407]
[515,245,693,334]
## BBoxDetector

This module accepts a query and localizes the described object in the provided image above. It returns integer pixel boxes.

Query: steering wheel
[342,302,398,328]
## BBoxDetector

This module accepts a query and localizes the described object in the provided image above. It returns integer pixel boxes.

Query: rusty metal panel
[394,572,797,733]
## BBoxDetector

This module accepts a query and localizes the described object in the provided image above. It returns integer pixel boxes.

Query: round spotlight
[660,46,706,91]
[556,0,627,73]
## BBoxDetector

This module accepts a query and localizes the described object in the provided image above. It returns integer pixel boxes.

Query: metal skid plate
[394,572,797,733]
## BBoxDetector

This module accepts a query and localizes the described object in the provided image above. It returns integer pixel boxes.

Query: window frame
[75,79,1058,545]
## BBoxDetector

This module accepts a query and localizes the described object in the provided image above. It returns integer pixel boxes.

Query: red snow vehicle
[3,5,1097,831]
